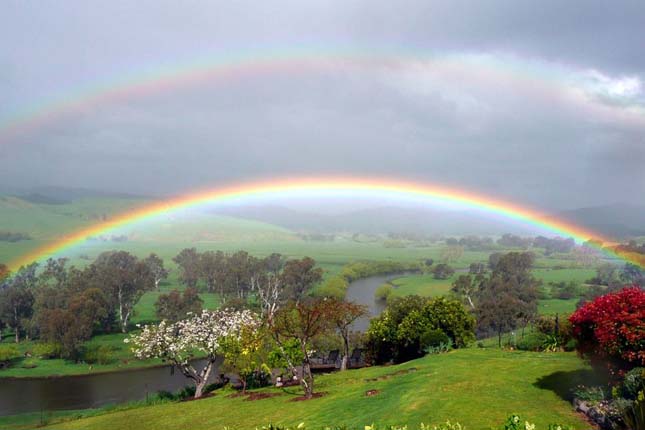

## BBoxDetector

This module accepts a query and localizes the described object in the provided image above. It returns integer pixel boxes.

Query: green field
[23,348,595,430]
[389,273,456,297]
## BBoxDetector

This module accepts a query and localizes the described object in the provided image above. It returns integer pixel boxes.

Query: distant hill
[555,203,645,239]
[12,186,149,203]
[213,205,539,236]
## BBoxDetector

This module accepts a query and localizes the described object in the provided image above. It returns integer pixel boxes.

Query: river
[0,273,403,416]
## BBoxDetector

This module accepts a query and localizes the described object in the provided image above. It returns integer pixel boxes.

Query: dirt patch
[365,389,380,397]
[290,392,328,402]
[364,367,418,382]
[245,392,282,401]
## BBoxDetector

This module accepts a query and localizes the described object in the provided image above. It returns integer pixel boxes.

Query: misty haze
[0,2,643,430]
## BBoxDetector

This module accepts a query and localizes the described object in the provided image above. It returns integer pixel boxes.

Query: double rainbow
[7,176,640,272]
[3,48,644,144]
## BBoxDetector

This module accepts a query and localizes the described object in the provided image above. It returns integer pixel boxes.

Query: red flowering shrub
[569,286,645,371]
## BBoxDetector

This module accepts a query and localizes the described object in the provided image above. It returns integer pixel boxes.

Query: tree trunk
[193,359,215,399]
[301,359,314,398]
[466,295,475,310]
[15,327,19,343]
[498,330,502,348]
[340,332,350,371]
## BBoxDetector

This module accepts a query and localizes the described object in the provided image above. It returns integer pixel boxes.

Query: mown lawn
[36,348,593,430]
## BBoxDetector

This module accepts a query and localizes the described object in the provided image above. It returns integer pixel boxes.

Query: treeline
[0,253,156,358]
[170,248,322,303]
[496,234,575,254]
[316,260,422,298]
[0,231,32,242]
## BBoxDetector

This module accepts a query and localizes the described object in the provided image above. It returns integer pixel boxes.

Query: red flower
[569,286,645,368]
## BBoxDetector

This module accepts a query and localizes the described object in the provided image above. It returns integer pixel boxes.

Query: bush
[375,284,394,301]
[570,287,645,371]
[0,344,20,367]
[82,344,117,365]
[32,342,62,359]
[516,332,548,352]
[621,367,645,400]
[572,385,606,403]
[366,296,474,364]
[420,328,450,349]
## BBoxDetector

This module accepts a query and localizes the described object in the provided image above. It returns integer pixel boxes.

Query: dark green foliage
[365,295,474,364]
[420,328,450,349]
[476,252,539,346]
[431,263,455,280]
[620,368,645,400]
[155,287,203,322]
[82,344,117,365]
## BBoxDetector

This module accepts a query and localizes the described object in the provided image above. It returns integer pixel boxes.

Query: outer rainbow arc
[4,48,643,144]
[8,176,637,273]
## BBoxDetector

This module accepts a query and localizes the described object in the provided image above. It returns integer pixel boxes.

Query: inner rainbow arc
[8,176,637,272]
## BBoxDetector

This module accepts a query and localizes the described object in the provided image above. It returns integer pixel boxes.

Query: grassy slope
[39,349,592,430]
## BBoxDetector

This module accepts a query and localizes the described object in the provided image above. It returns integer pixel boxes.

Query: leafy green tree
[432,263,455,280]
[476,252,539,346]
[143,253,169,290]
[270,298,336,398]
[155,287,203,322]
[173,248,201,288]
[0,266,36,342]
[92,251,154,332]
[281,257,323,301]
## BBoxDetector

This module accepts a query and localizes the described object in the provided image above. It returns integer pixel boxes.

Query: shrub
[0,345,20,367]
[366,296,474,364]
[515,332,548,352]
[420,328,450,349]
[620,367,645,400]
[569,286,645,371]
[621,390,645,430]
[32,342,62,359]
[375,284,394,301]
[572,385,606,403]
[82,344,117,365]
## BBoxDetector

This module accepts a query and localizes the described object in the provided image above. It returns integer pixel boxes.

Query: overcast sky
[1,0,644,210]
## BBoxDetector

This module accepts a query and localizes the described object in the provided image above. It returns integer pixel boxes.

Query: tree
[155,288,203,322]
[365,295,474,364]
[173,248,201,288]
[476,252,539,346]
[432,263,455,280]
[569,286,645,372]
[451,274,478,309]
[143,254,169,290]
[220,319,268,393]
[227,251,252,298]
[328,299,368,370]
[0,264,9,283]
[469,262,486,275]
[281,257,323,301]
[199,251,227,294]
[440,245,464,264]
[270,298,336,398]
[127,309,256,398]
[92,251,154,332]
[0,285,34,342]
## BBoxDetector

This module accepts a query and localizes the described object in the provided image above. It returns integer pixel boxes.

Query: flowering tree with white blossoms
[126,309,257,398]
